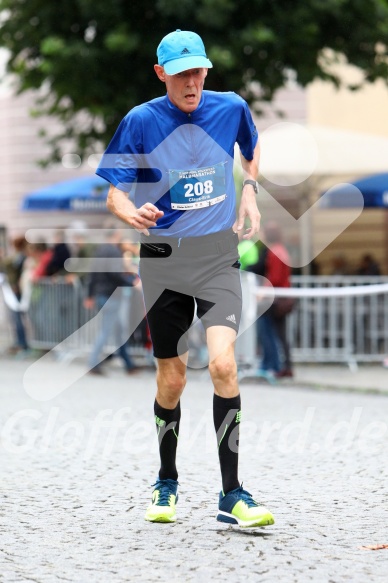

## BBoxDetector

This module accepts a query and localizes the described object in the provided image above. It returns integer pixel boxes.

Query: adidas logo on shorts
[226,314,237,324]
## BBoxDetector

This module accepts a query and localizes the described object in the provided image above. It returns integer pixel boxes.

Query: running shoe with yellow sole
[217,486,275,528]
[145,478,178,523]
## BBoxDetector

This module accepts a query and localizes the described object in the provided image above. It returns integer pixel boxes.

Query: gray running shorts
[139,229,242,359]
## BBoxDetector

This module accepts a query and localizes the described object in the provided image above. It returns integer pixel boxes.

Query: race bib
[169,162,226,210]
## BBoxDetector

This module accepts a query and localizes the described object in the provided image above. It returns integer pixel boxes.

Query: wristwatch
[242,179,259,194]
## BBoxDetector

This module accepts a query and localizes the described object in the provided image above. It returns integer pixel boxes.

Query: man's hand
[234,186,261,240]
[238,141,261,239]
[107,185,164,235]
[130,203,164,235]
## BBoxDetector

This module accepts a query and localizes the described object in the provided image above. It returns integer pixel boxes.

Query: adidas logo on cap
[181,47,190,54]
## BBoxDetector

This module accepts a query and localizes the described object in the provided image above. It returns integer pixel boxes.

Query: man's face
[154,66,208,113]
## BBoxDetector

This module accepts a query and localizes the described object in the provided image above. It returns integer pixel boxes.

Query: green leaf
[40,36,66,56]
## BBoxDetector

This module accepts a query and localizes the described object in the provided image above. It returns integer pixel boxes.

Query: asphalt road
[0,357,387,582]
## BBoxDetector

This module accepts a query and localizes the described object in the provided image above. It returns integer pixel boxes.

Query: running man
[96,29,275,528]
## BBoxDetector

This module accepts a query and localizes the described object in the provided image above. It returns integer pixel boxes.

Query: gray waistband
[140,229,239,257]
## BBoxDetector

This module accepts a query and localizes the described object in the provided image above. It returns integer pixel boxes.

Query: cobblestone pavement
[0,356,387,583]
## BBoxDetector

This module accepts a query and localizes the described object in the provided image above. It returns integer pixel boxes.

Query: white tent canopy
[257,123,388,184]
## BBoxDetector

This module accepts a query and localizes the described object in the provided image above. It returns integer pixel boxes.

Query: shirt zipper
[187,113,197,165]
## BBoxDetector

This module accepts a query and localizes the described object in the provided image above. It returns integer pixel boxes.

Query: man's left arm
[235,141,261,240]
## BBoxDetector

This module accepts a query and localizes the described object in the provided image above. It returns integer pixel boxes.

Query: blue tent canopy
[320,173,388,208]
[22,175,110,212]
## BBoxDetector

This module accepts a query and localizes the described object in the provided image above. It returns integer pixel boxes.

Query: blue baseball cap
[157,29,213,75]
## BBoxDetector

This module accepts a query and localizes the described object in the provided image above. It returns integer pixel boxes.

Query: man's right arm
[106,184,164,235]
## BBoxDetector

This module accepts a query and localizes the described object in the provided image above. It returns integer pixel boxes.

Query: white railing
[2,274,388,365]
[288,275,388,365]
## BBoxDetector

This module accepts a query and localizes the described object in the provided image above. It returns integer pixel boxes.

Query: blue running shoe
[145,478,179,523]
[217,485,275,528]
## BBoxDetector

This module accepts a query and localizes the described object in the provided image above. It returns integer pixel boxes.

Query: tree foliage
[1,0,388,163]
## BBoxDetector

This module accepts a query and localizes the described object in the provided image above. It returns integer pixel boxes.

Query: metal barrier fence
[1,274,388,365]
[0,277,151,364]
[288,275,388,366]
[27,278,81,349]
[25,278,150,363]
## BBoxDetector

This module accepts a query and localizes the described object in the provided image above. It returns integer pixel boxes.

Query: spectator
[20,241,53,344]
[238,239,259,271]
[330,253,350,276]
[356,253,381,276]
[68,230,96,285]
[0,236,29,353]
[84,229,139,375]
[27,242,53,281]
[248,221,293,379]
[45,229,71,277]
[120,239,152,358]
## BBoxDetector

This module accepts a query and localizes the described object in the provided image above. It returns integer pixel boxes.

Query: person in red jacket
[248,221,293,379]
